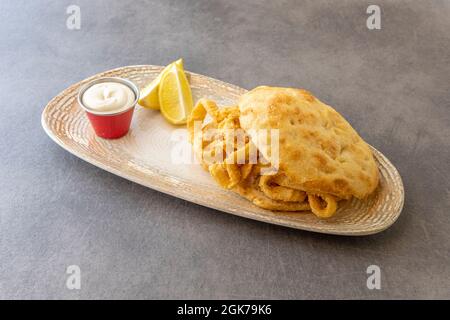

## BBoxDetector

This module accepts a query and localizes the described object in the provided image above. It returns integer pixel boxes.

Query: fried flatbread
[238,86,379,200]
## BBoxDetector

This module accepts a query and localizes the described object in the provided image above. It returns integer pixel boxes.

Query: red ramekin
[77,77,140,139]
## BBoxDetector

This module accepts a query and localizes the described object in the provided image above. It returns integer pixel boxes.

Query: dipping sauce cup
[77,77,140,139]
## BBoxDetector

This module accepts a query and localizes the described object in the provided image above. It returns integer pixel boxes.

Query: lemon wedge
[159,63,193,125]
[138,59,184,110]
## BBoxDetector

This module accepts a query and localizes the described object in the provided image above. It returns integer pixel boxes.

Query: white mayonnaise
[82,82,135,113]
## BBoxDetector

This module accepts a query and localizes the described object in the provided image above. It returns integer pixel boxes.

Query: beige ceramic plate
[42,65,404,236]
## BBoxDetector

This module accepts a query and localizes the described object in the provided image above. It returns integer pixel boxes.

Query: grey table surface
[1,0,449,299]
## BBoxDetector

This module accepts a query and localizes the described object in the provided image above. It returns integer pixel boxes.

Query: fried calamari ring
[189,101,254,189]
[233,183,310,212]
[188,99,243,167]
[252,196,310,211]
[241,163,253,180]
[208,162,242,189]
[208,143,254,189]
[187,99,208,143]
[258,175,307,202]
[209,163,232,189]
[307,194,338,218]
[218,106,240,126]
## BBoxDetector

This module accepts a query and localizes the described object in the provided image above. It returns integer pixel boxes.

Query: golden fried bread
[238,86,379,200]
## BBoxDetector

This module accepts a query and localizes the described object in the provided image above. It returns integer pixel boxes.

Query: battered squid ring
[209,163,233,189]
[218,106,240,127]
[235,142,254,180]
[258,175,307,202]
[188,99,223,143]
[233,175,310,212]
[188,100,223,168]
[225,143,254,186]
[198,140,217,168]
[208,162,243,189]
[188,100,242,163]
[240,163,253,180]
[188,101,206,143]
[307,194,338,218]
[209,143,254,189]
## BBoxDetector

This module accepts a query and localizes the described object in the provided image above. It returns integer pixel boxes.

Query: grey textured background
[0,0,449,299]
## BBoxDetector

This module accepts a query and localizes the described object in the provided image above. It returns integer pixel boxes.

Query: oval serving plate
[42,65,404,236]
